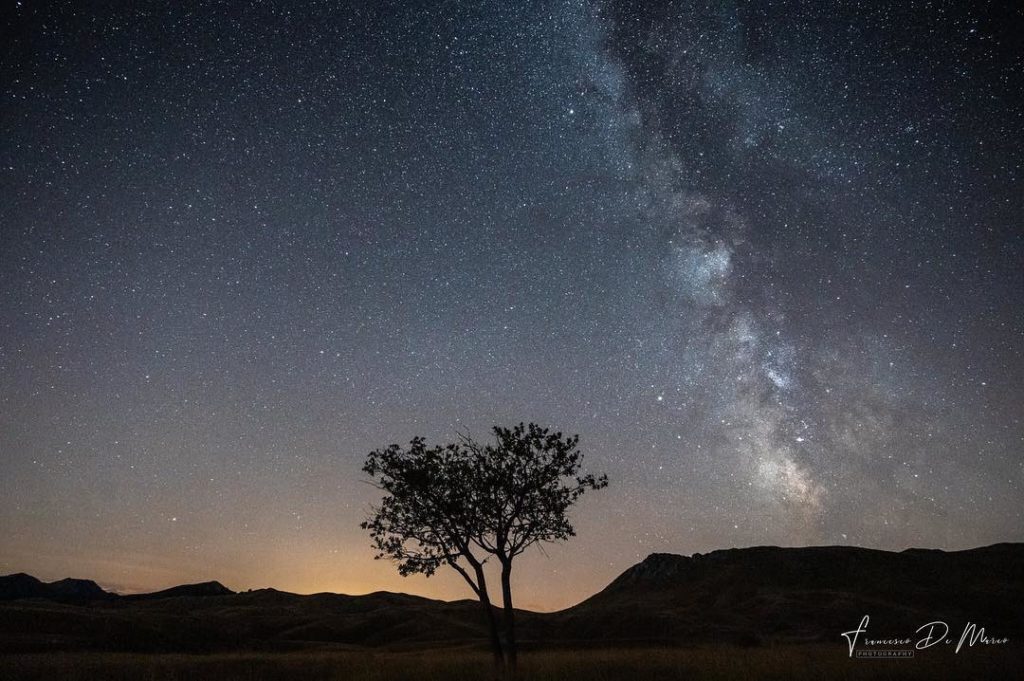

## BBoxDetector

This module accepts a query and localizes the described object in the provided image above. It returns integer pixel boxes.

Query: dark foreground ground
[2,645,1022,681]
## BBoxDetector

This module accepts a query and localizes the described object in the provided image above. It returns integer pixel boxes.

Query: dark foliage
[361,423,608,671]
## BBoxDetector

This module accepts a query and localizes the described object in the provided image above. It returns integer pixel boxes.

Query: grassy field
[1,645,1020,681]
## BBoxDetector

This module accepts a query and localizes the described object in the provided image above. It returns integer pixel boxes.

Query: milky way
[1,1,1021,610]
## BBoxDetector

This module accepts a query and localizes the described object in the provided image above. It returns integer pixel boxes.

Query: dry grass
[1,645,1020,681]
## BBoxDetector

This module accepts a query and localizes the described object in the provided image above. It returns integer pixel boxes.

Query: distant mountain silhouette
[542,542,1024,645]
[123,581,234,600]
[0,574,234,603]
[0,573,113,603]
[1,543,1021,653]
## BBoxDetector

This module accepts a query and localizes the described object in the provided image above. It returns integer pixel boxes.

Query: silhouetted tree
[361,423,607,673]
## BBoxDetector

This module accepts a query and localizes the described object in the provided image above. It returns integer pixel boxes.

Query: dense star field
[1,1,1021,610]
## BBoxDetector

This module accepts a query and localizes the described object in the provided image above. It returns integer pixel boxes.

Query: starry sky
[1,0,1021,611]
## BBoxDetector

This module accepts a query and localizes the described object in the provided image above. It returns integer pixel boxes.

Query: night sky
[1,0,1021,611]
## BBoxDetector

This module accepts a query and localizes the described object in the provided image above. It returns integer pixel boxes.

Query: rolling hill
[539,542,1024,645]
[1,543,1020,653]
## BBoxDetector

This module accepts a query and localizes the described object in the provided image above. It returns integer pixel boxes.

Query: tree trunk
[500,560,517,673]
[474,566,504,670]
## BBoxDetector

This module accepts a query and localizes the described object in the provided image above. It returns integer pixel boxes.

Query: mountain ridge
[1,542,1021,652]
[0,573,114,602]
[9,541,1020,605]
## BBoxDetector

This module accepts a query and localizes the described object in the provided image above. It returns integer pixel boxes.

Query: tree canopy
[361,423,608,671]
